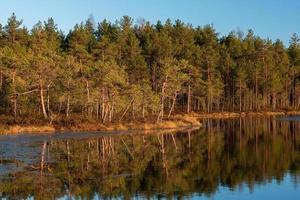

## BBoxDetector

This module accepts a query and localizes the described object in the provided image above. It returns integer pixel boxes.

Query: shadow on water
[0,116,300,199]
[277,115,300,121]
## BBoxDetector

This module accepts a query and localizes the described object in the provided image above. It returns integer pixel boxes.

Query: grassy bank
[0,114,201,135]
[195,111,300,119]
[1,111,299,135]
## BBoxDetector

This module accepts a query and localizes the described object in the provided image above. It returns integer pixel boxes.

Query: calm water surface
[0,116,300,199]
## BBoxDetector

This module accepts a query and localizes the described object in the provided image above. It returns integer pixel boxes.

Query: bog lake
[0,115,300,199]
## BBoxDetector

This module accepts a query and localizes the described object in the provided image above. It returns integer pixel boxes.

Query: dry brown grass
[286,111,300,115]
[3,110,300,135]
[0,125,55,135]
[64,114,201,132]
[194,111,292,119]
[195,112,241,119]
[8,110,300,135]
[262,111,285,115]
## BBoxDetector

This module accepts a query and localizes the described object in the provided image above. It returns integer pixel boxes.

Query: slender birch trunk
[157,75,168,122]
[168,92,177,118]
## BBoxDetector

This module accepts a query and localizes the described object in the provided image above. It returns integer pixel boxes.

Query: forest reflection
[1,116,300,199]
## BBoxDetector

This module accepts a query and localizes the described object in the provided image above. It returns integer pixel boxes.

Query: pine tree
[0,14,300,122]
[288,34,300,108]
[195,25,223,112]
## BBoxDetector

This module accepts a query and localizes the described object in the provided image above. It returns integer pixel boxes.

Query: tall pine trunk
[187,78,191,113]
[86,80,90,116]
[47,85,50,113]
[66,94,70,119]
[12,71,17,118]
[39,80,48,119]
[157,75,168,122]
[66,81,70,119]
[239,78,242,112]
[255,68,258,111]
[168,92,177,118]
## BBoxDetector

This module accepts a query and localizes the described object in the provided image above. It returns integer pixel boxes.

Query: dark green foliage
[0,13,299,123]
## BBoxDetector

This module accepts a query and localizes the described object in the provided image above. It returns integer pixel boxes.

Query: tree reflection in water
[1,116,300,199]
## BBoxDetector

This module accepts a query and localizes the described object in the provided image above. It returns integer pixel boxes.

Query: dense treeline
[1,13,300,122]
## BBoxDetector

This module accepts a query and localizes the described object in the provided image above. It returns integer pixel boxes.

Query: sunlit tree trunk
[239,78,242,112]
[120,99,134,121]
[187,78,191,113]
[86,80,90,116]
[96,100,99,120]
[12,70,17,118]
[157,75,168,122]
[66,93,70,119]
[168,92,177,118]
[47,84,50,113]
[101,87,105,121]
[255,68,258,111]
[39,80,48,119]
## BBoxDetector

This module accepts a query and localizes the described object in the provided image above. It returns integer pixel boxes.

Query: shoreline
[1,111,300,135]
[195,111,300,119]
[0,114,201,135]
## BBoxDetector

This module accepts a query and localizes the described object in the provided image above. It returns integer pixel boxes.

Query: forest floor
[0,111,299,135]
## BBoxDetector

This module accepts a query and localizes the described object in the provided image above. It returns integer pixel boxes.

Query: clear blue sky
[0,0,299,45]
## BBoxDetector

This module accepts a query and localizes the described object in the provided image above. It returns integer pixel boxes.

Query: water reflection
[1,116,300,199]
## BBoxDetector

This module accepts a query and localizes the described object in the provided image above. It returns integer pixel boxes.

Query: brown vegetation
[0,113,201,134]
[2,110,300,134]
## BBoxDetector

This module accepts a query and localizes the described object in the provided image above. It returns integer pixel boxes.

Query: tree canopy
[0,13,299,123]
